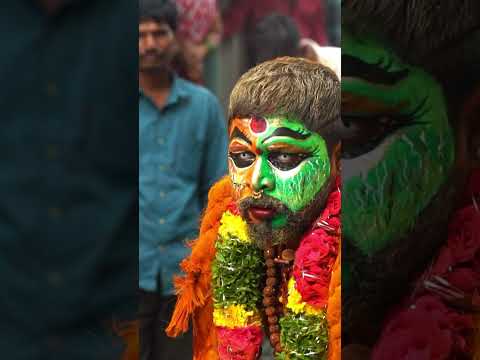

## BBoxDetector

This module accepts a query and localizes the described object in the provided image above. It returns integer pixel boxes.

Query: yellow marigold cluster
[218,211,250,243]
[286,278,323,316]
[213,304,261,328]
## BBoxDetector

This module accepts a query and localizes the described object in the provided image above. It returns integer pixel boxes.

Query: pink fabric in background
[176,0,219,43]
[222,0,327,45]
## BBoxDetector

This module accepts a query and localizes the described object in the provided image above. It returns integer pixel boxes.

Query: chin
[246,220,303,250]
[139,63,168,72]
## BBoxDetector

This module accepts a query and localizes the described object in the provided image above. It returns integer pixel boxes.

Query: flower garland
[278,179,341,359]
[212,208,265,359]
[373,170,480,359]
[212,178,341,359]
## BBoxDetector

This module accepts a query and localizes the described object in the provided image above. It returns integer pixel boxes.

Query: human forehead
[228,116,311,139]
[139,19,172,33]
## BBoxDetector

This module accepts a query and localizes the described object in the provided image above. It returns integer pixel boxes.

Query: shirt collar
[165,74,189,107]
[139,73,189,110]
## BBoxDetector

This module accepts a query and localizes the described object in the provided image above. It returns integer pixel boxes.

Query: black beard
[238,179,334,250]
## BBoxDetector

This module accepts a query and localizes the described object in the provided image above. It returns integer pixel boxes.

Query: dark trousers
[139,290,193,360]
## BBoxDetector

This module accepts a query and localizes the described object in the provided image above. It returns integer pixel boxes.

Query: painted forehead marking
[250,116,267,134]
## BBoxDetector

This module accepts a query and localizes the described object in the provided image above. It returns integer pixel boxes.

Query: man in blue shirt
[139,1,228,359]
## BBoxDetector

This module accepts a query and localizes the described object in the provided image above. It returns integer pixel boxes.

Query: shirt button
[46,81,58,97]
[157,137,165,145]
[48,207,63,219]
[159,191,166,198]
[158,218,165,225]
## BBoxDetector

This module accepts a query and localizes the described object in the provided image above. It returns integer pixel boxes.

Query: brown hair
[228,57,340,141]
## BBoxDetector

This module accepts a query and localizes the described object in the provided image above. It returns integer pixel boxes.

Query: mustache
[238,194,289,214]
[140,49,163,59]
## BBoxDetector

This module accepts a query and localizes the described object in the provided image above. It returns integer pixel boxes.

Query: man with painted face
[167,57,341,359]
[341,1,480,358]
[139,0,227,359]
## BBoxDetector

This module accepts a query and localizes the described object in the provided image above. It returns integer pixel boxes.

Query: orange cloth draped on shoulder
[166,176,233,360]
[327,237,341,360]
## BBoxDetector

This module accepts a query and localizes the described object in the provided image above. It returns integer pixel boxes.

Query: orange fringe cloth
[327,238,341,360]
[166,176,233,360]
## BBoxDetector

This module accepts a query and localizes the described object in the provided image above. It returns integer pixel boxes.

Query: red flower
[445,267,480,293]
[216,326,263,360]
[293,229,338,307]
[447,206,480,264]
[292,185,341,308]
[373,295,474,360]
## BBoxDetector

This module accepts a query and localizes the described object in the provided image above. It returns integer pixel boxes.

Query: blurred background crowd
[173,0,340,110]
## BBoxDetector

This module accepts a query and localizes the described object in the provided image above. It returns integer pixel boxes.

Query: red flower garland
[373,170,480,359]
[293,177,341,308]
[216,326,263,360]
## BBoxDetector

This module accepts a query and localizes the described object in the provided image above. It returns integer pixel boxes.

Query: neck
[139,69,172,92]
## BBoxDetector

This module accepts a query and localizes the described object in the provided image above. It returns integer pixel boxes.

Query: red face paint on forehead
[250,116,267,134]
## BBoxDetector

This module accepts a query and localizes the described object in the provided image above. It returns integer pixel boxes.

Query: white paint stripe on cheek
[272,161,303,180]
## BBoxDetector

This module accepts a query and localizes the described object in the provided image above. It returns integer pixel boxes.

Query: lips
[248,207,276,223]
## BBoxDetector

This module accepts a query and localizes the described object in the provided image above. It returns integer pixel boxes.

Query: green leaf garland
[212,234,264,311]
[276,312,329,360]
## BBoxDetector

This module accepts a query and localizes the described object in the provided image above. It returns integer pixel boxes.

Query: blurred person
[0,0,137,359]
[221,0,328,44]
[138,0,228,359]
[221,0,329,69]
[253,14,340,77]
[174,0,223,84]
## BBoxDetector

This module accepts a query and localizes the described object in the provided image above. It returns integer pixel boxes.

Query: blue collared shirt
[140,75,228,294]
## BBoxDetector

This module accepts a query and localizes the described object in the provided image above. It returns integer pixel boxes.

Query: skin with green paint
[342,28,455,255]
[228,116,330,229]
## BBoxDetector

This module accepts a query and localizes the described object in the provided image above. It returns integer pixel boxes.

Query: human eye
[229,151,256,168]
[268,152,309,171]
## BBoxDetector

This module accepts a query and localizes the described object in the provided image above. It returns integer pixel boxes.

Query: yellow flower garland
[218,211,250,244]
[213,304,262,328]
[286,277,323,316]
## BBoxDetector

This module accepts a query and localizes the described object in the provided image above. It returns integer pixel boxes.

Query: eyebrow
[342,54,409,85]
[262,127,310,143]
[230,127,252,145]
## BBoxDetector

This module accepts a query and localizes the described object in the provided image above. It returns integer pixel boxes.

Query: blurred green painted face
[228,116,331,228]
[341,28,455,255]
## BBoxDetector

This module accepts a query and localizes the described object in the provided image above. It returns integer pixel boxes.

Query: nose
[144,34,156,50]
[252,158,275,192]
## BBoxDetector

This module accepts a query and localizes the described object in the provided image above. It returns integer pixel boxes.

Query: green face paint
[257,117,331,212]
[342,27,455,255]
[228,116,331,227]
